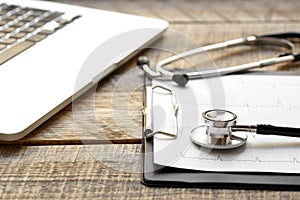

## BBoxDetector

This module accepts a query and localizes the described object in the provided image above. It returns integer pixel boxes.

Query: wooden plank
[0,144,299,199]
[50,0,300,22]
[4,22,300,145]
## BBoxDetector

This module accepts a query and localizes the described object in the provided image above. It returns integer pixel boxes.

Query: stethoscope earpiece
[172,73,189,87]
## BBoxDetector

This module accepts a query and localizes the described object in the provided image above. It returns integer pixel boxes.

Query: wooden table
[1,0,300,199]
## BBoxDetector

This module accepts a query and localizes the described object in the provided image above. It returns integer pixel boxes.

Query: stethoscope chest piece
[190,110,247,150]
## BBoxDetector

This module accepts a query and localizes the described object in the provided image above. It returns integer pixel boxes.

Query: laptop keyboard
[0,3,81,65]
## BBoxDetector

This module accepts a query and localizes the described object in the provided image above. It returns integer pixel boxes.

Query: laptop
[0,0,168,141]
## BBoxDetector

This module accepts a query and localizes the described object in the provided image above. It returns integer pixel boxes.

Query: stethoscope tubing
[231,124,300,137]
[138,32,300,86]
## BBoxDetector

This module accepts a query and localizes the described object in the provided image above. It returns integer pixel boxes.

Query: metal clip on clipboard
[143,85,179,139]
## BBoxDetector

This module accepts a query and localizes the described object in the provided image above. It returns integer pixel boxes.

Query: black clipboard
[141,72,300,190]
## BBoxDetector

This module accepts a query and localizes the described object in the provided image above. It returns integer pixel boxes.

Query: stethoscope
[138,32,300,86]
[190,109,300,150]
[138,32,300,149]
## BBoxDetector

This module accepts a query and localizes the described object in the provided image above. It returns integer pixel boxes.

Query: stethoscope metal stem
[231,125,257,133]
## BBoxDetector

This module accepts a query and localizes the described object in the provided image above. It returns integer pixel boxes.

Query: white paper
[153,74,300,173]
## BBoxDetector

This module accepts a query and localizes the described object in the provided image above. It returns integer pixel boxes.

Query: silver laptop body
[0,0,168,140]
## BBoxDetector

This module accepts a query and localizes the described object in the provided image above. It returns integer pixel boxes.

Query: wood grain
[50,0,300,23]
[0,144,299,199]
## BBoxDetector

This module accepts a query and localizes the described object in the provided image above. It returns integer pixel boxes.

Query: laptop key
[21,15,36,22]
[10,32,26,39]
[42,12,63,22]
[26,34,46,43]
[0,41,34,65]
[38,29,53,35]
[11,21,26,27]
[2,26,16,33]
[32,21,45,28]
[22,26,36,33]
[1,38,16,45]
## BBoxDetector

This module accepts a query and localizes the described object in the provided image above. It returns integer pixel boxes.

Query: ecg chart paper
[152,73,300,173]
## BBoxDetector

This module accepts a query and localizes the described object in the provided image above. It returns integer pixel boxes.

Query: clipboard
[141,71,300,190]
